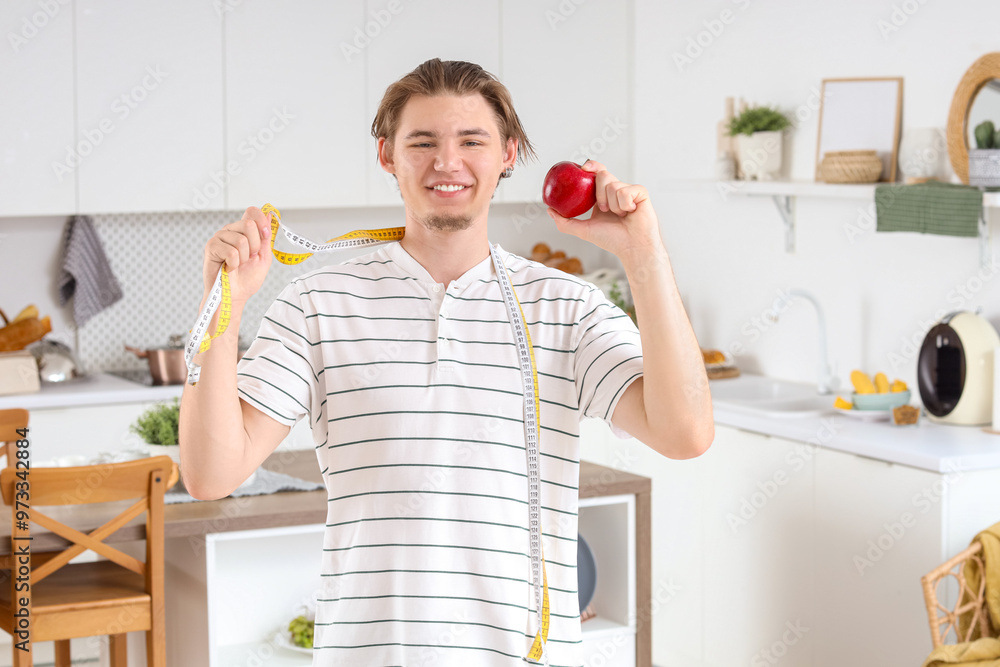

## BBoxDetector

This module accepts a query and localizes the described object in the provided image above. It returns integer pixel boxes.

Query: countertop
[0,372,183,410]
[712,386,1000,474]
[5,371,1000,474]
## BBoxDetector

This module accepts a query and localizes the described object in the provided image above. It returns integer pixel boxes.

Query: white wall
[637,0,1000,394]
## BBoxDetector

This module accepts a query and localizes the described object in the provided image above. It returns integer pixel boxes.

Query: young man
[180,59,712,666]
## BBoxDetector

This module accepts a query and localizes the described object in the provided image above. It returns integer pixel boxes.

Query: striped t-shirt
[236,240,644,667]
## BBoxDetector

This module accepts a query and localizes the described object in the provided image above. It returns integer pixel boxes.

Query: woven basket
[819,150,883,183]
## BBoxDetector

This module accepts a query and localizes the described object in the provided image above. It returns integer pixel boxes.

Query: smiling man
[180,58,712,667]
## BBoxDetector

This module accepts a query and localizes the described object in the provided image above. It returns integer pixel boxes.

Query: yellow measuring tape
[515,287,551,663]
[186,203,551,663]
[190,203,406,359]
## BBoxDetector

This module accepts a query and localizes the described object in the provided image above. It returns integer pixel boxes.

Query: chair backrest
[0,409,28,469]
[0,456,178,586]
[921,541,996,647]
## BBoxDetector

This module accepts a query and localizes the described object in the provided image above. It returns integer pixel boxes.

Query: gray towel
[58,215,123,327]
[163,467,325,504]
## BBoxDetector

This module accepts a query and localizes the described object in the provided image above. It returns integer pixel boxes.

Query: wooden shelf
[662,179,1000,256]
[663,179,877,199]
[664,178,1000,205]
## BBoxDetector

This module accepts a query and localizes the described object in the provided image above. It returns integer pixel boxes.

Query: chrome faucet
[768,289,839,395]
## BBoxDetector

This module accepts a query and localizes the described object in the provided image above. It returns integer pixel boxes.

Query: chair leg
[53,640,71,667]
[147,624,166,667]
[148,599,167,667]
[11,639,31,667]
[108,634,128,667]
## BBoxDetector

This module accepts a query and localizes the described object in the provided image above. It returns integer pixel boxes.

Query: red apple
[542,161,597,219]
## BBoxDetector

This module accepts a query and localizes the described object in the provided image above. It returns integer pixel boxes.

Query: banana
[874,372,890,394]
[851,370,876,394]
[891,379,908,393]
[11,304,38,323]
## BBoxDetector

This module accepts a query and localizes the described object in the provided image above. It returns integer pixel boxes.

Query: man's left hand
[546,159,664,260]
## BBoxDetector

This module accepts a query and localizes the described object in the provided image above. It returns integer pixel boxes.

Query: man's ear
[504,137,517,170]
[377,137,396,175]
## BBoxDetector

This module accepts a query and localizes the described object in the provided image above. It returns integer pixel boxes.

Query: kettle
[917,311,1000,425]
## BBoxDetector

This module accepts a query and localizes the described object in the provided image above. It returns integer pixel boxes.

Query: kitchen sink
[709,373,835,419]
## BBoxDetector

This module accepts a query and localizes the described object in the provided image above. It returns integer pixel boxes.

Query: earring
[501,166,514,179]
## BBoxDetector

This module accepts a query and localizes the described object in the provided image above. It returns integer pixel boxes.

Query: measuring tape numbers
[186,204,551,664]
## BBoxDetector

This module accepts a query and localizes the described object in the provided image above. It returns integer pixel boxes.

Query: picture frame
[814,77,904,182]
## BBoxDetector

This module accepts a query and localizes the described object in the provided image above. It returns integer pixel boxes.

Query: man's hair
[371,58,536,164]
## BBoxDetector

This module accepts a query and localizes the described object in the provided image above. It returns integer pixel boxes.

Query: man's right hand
[203,206,274,306]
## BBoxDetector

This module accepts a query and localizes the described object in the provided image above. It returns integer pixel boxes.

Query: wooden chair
[0,409,28,469]
[0,455,178,667]
[921,541,997,647]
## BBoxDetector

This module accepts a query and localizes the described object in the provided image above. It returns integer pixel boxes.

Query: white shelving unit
[166,493,642,667]
[663,179,1000,256]
[578,494,638,666]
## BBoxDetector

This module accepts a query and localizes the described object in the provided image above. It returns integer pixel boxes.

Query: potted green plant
[130,398,258,489]
[727,105,791,181]
[131,398,182,464]
[969,120,1000,187]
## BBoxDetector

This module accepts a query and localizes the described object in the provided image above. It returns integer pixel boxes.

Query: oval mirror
[966,80,1000,147]
[947,52,1000,183]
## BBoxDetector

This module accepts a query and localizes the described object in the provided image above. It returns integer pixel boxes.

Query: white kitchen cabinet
[813,447,944,667]
[0,0,77,216]
[75,0,225,213]
[223,2,368,211]
[701,429,816,667]
[498,0,632,205]
[581,419,985,667]
[363,0,501,207]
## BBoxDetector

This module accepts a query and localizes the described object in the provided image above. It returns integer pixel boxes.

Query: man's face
[378,93,516,232]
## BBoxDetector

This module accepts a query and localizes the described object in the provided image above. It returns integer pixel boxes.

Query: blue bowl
[852,390,910,411]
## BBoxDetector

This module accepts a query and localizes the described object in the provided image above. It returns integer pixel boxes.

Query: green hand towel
[876,181,983,237]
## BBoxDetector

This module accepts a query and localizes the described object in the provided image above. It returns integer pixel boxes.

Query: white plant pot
[144,443,181,465]
[737,131,783,180]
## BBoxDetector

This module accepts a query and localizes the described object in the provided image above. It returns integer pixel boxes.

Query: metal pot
[125,334,187,385]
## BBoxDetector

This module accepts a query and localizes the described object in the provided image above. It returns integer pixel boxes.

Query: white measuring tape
[186,204,550,664]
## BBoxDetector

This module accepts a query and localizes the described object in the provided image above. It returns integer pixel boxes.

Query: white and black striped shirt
[237,241,644,667]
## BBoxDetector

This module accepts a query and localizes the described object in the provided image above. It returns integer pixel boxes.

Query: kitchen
[3,1,1000,666]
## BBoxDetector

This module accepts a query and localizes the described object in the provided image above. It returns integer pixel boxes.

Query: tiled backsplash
[81,211,337,373]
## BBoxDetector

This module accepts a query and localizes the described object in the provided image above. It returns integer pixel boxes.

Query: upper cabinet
[363,0,501,207]
[75,0,224,213]
[499,1,632,203]
[224,2,367,211]
[0,0,632,216]
[0,1,76,216]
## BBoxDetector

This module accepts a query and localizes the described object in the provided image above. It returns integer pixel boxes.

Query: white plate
[835,407,890,422]
[272,629,312,654]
